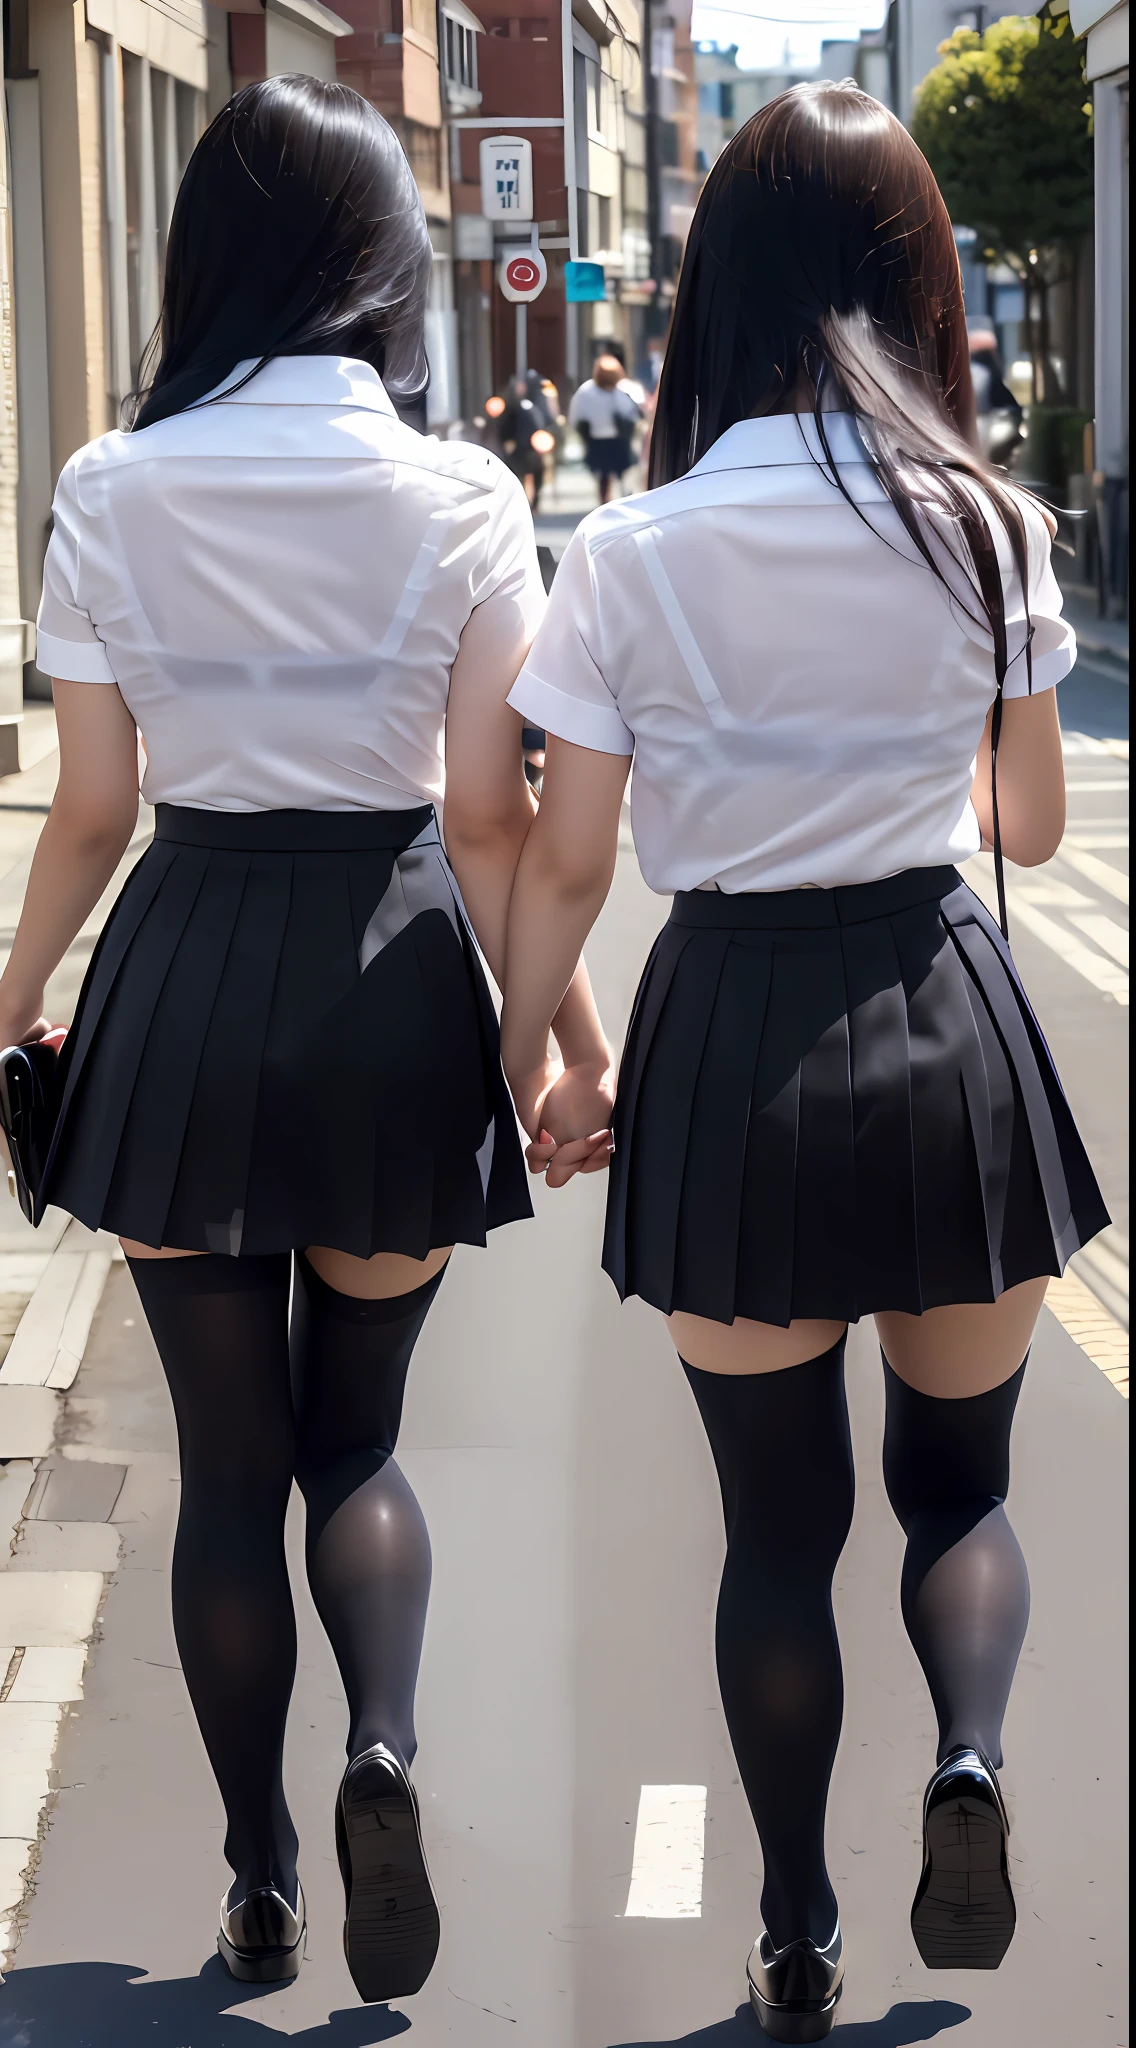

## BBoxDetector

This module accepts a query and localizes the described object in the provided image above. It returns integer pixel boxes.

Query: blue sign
[565,261,606,304]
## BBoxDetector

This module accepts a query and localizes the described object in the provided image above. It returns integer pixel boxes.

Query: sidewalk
[1,717,156,1964]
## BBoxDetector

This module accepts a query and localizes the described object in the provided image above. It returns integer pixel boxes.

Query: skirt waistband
[153,803,437,854]
[670,865,962,931]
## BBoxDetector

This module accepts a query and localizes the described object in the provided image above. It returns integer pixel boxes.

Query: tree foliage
[911,16,1093,274]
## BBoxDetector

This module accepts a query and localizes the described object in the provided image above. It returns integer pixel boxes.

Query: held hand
[524,1059,615,1189]
[526,1126,613,1187]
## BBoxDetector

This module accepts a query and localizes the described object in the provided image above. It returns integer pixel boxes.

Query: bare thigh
[669,1273,1050,1389]
[121,1241,453,1300]
[120,1240,203,1260]
[305,1245,453,1299]
[875,1277,1049,1399]
[667,1310,849,1376]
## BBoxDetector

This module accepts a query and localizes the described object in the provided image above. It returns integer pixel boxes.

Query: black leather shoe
[336,1742,441,2003]
[911,1746,1015,1969]
[747,1923,843,2042]
[217,1881,305,1983]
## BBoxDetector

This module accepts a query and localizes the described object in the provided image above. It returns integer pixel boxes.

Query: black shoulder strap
[970,518,1023,944]
[989,674,1008,941]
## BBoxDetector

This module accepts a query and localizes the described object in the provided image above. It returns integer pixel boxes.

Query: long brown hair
[651,82,1039,681]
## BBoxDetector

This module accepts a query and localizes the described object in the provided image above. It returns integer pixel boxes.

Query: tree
[911,14,1093,402]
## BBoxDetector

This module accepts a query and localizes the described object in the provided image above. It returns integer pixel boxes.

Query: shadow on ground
[611,1999,971,2048]
[0,1958,410,2048]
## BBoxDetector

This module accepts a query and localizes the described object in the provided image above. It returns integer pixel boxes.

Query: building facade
[0,0,688,766]
[1072,0,1128,612]
[3,0,211,754]
[443,0,647,405]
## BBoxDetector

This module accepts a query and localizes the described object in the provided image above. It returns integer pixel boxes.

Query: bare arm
[970,687,1065,868]
[0,681,140,1048]
[443,596,610,1072]
[500,734,629,1181]
[442,592,538,986]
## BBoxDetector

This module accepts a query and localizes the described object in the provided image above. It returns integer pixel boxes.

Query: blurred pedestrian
[588,336,646,408]
[0,75,607,2007]
[496,371,555,509]
[968,324,1024,468]
[501,80,1108,2042]
[569,355,642,504]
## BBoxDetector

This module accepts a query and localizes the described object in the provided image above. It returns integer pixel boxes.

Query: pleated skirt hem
[43,806,532,1258]
[602,867,1110,1328]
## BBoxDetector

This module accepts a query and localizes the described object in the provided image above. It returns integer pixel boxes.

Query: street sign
[498,247,548,304]
[565,260,606,304]
[479,136,534,223]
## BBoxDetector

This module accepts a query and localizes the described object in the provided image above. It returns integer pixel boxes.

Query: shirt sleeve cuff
[508,672,634,756]
[34,628,118,684]
[1002,630,1076,699]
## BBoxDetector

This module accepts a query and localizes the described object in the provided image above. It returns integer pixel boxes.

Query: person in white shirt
[0,76,609,2003]
[500,83,1108,2038]
[568,355,642,503]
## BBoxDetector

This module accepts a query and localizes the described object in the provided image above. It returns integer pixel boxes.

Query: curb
[0,1219,120,1968]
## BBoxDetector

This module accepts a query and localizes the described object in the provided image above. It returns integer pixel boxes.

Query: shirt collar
[209,356,398,417]
[691,411,868,477]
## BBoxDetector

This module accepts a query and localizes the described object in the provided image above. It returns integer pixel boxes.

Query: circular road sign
[498,248,548,304]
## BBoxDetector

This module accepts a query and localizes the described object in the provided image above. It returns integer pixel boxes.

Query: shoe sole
[748,1979,841,2043]
[217,1924,306,1983]
[911,1789,1015,1969]
[338,1751,441,2003]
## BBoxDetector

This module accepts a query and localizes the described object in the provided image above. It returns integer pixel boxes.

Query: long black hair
[130,76,431,431]
[651,82,1042,685]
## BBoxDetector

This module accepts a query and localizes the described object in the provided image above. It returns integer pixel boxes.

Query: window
[399,120,441,193]
[444,5,482,91]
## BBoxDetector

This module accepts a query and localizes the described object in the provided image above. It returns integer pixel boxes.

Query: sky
[690,0,888,73]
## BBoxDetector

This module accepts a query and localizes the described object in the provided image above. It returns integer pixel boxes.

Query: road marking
[1073,1229,1130,1329]
[967,858,1130,1001]
[996,895,1129,1002]
[1066,912,1128,968]
[624,1784,706,1919]
[1064,778,1130,793]
[1058,846,1129,904]
[1047,1270,1129,1398]
[1065,833,1129,850]
[1014,879,1094,909]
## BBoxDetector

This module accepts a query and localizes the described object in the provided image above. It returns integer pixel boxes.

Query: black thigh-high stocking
[289,1254,443,1768]
[882,1357,1029,1770]
[683,1339,855,1949]
[126,1252,298,1903]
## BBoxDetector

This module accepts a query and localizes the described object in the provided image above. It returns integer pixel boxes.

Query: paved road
[2,815,1129,2048]
[0,518,1128,2044]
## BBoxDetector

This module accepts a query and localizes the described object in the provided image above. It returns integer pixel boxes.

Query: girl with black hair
[501,83,1108,2041]
[0,76,610,2001]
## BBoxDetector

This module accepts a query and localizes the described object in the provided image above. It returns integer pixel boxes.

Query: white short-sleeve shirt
[508,412,1076,893]
[567,380,641,440]
[37,355,547,813]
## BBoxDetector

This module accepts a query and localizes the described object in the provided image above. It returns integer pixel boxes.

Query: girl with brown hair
[568,354,642,503]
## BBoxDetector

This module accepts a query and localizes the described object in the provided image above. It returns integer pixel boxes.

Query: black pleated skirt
[602,866,1109,1327]
[44,805,532,1257]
